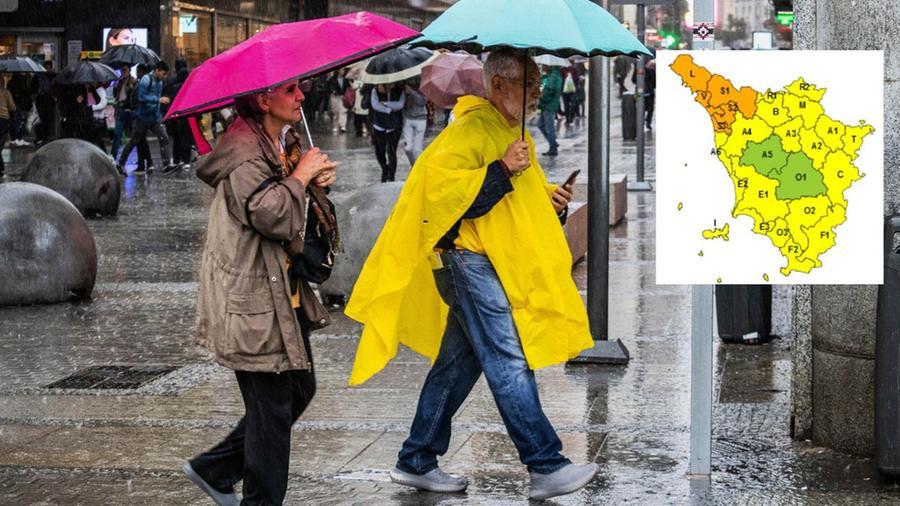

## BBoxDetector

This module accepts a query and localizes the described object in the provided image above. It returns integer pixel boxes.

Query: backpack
[128,77,145,110]
[360,84,373,110]
[342,86,356,109]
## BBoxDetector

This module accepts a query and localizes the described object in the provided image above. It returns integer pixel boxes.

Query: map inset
[656,51,883,285]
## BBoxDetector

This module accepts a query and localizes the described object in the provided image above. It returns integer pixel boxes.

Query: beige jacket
[195,116,331,372]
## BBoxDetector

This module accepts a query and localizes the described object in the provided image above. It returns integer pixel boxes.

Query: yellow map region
[702,223,730,241]
[671,55,874,276]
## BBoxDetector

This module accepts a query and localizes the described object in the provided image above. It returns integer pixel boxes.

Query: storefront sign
[66,40,82,65]
[180,15,198,34]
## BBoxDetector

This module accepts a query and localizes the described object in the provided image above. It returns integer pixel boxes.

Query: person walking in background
[350,78,369,137]
[163,59,193,171]
[327,68,350,133]
[574,64,586,118]
[111,64,136,160]
[7,74,31,146]
[401,80,428,166]
[614,56,631,98]
[117,61,174,174]
[561,67,576,126]
[33,60,56,145]
[537,65,561,156]
[644,59,656,130]
[0,79,15,177]
[87,83,109,152]
[370,83,405,182]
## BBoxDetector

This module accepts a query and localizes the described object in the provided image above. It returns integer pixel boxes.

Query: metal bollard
[875,213,900,477]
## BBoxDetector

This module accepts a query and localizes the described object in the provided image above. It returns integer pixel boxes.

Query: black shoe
[133,166,146,175]
[162,164,179,175]
[542,150,558,157]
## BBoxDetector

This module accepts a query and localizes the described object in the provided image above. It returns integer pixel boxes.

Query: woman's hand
[290,147,338,187]
[313,168,336,188]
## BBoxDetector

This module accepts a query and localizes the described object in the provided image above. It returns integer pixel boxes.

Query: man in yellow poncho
[345,50,598,501]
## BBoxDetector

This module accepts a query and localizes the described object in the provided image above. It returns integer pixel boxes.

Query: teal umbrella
[412,0,651,136]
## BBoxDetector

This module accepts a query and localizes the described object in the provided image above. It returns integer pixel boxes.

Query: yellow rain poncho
[345,96,593,386]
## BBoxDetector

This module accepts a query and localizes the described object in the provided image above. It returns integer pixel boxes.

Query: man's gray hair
[482,49,525,98]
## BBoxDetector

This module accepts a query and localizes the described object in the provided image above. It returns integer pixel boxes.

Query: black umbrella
[363,46,436,85]
[55,61,118,85]
[0,56,46,73]
[99,44,161,68]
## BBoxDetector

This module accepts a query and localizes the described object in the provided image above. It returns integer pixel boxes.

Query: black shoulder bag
[245,168,340,285]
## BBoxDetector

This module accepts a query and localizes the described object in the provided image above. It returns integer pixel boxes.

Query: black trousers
[167,119,193,164]
[373,127,401,182]
[189,319,315,506]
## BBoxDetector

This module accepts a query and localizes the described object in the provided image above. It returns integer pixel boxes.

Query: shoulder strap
[243,175,283,233]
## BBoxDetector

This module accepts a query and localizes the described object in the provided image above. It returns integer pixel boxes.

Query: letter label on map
[762,150,773,158]
[767,91,776,99]
[773,107,780,116]
[776,228,789,237]
[759,190,769,198]
[804,206,816,215]
[800,82,810,91]
[796,173,807,181]
[743,128,752,135]
[800,101,807,109]
[738,179,748,188]
[838,170,845,178]
[820,231,830,238]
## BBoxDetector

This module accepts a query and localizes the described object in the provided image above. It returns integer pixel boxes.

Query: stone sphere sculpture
[319,182,404,302]
[22,138,121,216]
[0,183,97,305]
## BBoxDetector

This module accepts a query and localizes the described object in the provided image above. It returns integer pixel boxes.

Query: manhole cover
[45,365,178,390]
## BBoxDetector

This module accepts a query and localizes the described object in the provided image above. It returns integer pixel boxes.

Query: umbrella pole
[300,106,315,148]
[521,53,527,140]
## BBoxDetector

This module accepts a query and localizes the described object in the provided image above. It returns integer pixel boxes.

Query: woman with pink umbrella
[170,13,420,505]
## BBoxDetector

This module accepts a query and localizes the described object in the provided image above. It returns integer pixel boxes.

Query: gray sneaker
[529,463,599,500]
[389,466,468,493]
[182,461,241,506]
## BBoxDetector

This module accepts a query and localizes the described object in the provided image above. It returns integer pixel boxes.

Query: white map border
[656,50,884,285]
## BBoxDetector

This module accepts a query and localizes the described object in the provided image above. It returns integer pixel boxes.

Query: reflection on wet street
[0,109,896,504]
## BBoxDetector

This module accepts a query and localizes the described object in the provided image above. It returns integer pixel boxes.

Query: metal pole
[570,0,629,365]
[690,0,715,478]
[689,285,713,475]
[629,3,652,192]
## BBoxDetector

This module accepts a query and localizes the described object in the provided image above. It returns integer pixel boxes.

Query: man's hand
[551,183,573,213]
[501,139,530,175]
[159,96,171,105]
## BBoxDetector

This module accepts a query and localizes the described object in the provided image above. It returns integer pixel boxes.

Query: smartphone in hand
[563,169,580,189]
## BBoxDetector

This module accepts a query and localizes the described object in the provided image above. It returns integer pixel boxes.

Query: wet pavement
[2,97,899,505]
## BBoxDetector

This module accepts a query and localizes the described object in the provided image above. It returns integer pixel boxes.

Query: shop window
[173,11,212,69]
[0,35,15,57]
[216,14,248,54]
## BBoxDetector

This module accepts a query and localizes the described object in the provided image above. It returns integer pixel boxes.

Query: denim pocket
[433,266,456,307]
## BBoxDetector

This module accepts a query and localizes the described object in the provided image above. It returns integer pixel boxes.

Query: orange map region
[670,54,758,133]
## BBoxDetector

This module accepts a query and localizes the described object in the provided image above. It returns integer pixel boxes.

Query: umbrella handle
[300,107,315,149]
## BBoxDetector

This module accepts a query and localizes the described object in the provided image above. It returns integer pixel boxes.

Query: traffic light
[657,28,680,49]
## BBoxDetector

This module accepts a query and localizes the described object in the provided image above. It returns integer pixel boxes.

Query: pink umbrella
[164,12,419,153]
[166,12,418,120]
[419,52,486,109]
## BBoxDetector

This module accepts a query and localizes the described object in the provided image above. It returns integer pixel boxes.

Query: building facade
[0,0,451,70]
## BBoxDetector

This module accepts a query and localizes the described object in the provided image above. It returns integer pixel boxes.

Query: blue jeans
[111,107,131,157]
[396,250,570,475]
[537,109,558,152]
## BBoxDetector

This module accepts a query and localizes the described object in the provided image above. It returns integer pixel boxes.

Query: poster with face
[103,28,148,50]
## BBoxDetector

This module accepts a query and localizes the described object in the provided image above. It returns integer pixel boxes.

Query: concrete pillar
[792,0,900,455]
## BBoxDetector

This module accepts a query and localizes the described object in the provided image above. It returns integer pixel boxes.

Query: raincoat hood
[345,94,593,386]
[195,116,282,187]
